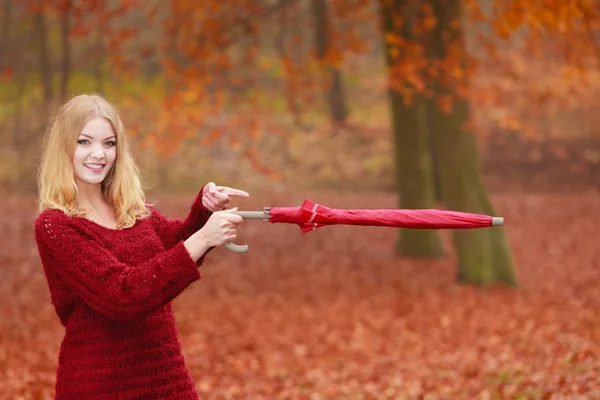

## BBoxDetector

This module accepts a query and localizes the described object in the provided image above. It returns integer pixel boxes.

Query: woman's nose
[90,145,105,159]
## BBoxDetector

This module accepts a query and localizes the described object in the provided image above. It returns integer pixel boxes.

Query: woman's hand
[197,207,243,248]
[184,208,244,261]
[202,182,249,212]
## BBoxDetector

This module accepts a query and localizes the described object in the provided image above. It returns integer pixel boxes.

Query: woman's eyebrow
[79,133,116,140]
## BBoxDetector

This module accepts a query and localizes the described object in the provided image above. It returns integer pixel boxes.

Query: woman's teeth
[84,163,104,171]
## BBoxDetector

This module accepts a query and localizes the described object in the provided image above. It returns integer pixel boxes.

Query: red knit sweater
[34,190,212,400]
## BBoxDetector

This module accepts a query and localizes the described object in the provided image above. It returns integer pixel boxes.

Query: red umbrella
[225,199,504,254]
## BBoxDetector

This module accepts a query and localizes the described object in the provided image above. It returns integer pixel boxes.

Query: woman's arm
[35,211,208,321]
[150,185,212,250]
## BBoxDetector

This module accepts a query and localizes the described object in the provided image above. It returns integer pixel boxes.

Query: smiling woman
[36,94,149,229]
[33,93,249,399]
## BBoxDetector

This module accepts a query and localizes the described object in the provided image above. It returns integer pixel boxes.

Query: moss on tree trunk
[431,101,517,285]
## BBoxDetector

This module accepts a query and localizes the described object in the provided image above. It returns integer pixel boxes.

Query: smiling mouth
[84,163,105,172]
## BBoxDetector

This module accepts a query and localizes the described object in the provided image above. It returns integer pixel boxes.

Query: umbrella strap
[307,203,319,223]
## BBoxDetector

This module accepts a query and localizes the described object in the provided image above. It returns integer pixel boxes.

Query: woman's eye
[77,139,89,145]
[105,141,116,147]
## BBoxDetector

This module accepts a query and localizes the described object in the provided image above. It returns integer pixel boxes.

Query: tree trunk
[95,28,104,94]
[428,0,518,286]
[425,97,443,201]
[36,6,53,106]
[60,0,72,101]
[311,0,348,125]
[379,0,444,258]
[275,3,307,130]
[11,12,36,184]
[1,1,11,72]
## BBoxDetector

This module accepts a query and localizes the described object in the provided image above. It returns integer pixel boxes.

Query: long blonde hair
[37,93,151,228]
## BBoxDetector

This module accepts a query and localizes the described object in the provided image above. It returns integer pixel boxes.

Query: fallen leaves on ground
[1,190,599,399]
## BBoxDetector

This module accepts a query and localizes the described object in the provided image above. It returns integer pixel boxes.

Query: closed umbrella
[225,199,504,254]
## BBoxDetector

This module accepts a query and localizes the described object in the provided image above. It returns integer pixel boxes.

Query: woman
[34,93,249,399]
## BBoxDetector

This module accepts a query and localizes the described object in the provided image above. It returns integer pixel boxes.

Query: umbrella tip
[492,217,504,226]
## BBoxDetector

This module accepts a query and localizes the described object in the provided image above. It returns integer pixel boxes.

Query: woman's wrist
[183,230,211,261]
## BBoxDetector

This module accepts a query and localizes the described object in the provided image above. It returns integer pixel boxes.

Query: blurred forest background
[1,0,600,398]
[1,0,598,193]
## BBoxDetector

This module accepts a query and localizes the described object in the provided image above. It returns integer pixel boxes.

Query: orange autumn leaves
[18,0,600,163]
[2,191,599,398]
[380,0,600,140]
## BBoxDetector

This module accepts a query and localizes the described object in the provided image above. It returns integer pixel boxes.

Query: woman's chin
[76,174,107,186]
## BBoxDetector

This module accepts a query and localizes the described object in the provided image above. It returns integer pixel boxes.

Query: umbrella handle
[221,210,270,254]
[223,242,249,254]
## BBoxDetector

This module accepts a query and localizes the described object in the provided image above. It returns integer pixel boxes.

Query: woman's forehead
[80,118,116,139]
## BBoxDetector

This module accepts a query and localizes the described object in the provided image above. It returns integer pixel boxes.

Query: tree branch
[205,0,298,52]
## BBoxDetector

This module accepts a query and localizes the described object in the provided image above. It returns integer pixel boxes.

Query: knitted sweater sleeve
[150,185,212,250]
[34,212,201,321]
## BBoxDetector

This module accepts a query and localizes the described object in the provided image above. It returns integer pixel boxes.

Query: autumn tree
[311,0,349,126]
[34,1,53,105]
[379,0,518,286]
[427,0,517,286]
[153,0,295,178]
[379,0,445,258]
[275,0,311,130]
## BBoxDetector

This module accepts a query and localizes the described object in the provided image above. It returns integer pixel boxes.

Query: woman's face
[72,117,117,187]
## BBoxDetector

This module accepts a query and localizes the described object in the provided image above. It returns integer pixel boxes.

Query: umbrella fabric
[268,199,496,233]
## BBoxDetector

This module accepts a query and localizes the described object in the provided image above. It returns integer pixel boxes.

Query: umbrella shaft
[232,210,270,221]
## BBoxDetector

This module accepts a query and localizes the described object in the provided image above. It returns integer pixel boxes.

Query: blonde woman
[34,93,249,399]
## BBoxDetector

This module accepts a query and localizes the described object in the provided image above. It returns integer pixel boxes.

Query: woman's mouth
[84,163,105,172]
